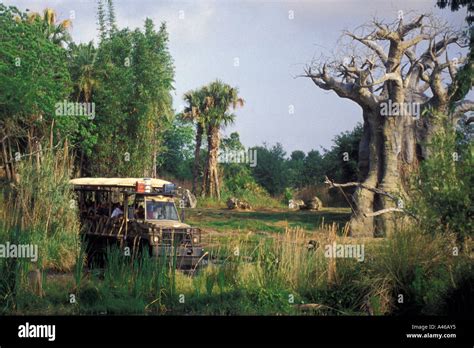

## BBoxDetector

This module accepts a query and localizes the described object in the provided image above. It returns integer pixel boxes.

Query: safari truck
[69,177,206,269]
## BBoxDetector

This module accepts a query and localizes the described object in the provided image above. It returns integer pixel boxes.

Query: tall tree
[106,0,117,35]
[91,17,174,177]
[97,0,107,41]
[67,42,99,176]
[250,143,288,196]
[305,14,473,236]
[201,80,244,199]
[181,89,208,194]
[288,150,306,188]
[26,8,72,46]
[0,5,72,178]
[69,42,98,103]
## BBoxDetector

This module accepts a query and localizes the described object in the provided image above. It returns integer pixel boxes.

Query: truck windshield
[145,201,179,221]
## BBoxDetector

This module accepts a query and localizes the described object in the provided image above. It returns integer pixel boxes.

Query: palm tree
[181,89,209,195]
[43,8,72,46]
[69,42,98,102]
[201,80,244,199]
[26,8,72,46]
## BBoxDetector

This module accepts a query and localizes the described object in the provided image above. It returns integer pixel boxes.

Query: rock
[227,197,238,209]
[239,200,251,210]
[183,189,197,208]
[307,240,319,251]
[289,199,305,210]
[288,199,297,209]
[304,196,323,211]
[226,197,251,210]
[295,199,305,209]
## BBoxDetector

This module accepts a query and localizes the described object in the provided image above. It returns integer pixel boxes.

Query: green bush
[409,116,473,242]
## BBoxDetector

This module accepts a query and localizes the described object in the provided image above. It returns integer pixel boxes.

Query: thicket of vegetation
[2,219,471,316]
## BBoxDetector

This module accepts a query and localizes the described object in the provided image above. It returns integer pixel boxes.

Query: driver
[146,204,155,219]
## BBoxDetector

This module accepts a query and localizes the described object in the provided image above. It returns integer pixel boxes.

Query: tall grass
[1,147,80,271]
[367,225,467,315]
[73,245,178,314]
[0,146,81,313]
[2,213,471,316]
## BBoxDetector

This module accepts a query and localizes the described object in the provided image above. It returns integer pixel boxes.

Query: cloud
[114,1,216,43]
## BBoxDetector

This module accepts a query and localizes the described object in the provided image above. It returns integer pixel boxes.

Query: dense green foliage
[159,119,195,180]
[88,18,175,176]
[243,125,362,198]
[409,117,473,241]
[0,5,72,165]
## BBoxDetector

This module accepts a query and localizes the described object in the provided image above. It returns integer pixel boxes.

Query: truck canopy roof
[69,177,172,188]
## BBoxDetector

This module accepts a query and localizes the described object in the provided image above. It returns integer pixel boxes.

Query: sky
[4,0,469,154]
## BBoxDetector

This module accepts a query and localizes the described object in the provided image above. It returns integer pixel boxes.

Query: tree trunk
[202,126,221,199]
[7,137,16,182]
[349,109,380,237]
[349,107,419,237]
[192,122,203,195]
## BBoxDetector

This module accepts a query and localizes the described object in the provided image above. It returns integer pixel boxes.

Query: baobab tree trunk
[192,122,204,195]
[348,110,420,237]
[349,109,379,237]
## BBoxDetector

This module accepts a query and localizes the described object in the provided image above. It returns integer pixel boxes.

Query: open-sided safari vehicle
[70,177,206,269]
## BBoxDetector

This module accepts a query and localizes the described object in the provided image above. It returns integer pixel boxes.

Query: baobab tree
[305,13,473,237]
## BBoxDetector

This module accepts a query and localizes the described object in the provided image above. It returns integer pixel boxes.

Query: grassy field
[186,207,351,234]
[1,206,471,316]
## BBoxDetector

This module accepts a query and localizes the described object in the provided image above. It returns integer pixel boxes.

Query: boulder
[304,196,323,211]
[226,197,251,210]
[227,197,238,209]
[183,189,197,208]
[288,199,305,210]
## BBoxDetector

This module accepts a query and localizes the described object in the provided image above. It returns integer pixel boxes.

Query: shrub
[408,116,473,242]
[5,148,80,271]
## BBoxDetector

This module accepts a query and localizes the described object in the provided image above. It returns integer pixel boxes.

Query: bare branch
[324,176,398,201]
[344,32,388,65]
[358,72,402,88]
[452,100,474,121]
[305,66,376,107]
[399,14,425,36]
[324,176,418,220]
[365,208,406,217]
[402,33,431,49]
